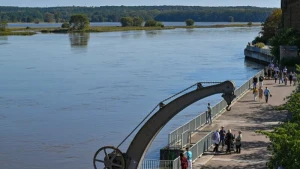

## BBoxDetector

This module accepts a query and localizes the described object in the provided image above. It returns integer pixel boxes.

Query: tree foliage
[261,9,282,43]
[0,6,275,23]
[69,14,90,30]
[144,20,164,27]
[61,22,70,28]
[185,19,195,26]
[228,16,234,22]
[120,17,133,26]
[270,28,300,61]
[0,21,8,31]
[257,67,300,169]
[120,16,144,27]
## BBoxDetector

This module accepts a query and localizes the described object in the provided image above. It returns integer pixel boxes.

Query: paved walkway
[191,80,296,169]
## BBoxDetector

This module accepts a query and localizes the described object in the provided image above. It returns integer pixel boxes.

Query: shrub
[144,20,164,27]
[120,17,134,27]
[61,22,70,28]
[185,19,195,26]
[156,21,164,27]
[144,20,157,27]
[0,21,8,31]
[255,42,265,48]
[247,22,253,26]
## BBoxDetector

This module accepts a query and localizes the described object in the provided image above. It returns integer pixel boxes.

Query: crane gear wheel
[93,146,125,169]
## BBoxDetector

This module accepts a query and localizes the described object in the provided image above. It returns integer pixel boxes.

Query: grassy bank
[4,23,261,36]
[0,31,36,36]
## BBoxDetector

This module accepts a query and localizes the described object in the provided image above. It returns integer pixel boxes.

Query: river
[0,26,263,169]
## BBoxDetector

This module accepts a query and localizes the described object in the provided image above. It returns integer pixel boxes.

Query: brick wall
[282,0,300,31]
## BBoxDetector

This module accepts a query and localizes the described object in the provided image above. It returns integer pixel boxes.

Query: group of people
[264,65,297,86]
[212,126,242,154]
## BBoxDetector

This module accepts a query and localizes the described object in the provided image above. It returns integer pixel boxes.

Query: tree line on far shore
[0,6,276,23]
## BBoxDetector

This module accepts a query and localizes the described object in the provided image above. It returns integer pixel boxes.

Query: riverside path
[190,79,296,169]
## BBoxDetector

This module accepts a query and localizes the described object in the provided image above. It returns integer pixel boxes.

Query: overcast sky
[1,0,281,7]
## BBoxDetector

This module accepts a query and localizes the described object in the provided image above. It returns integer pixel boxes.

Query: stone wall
[282,0,300,31]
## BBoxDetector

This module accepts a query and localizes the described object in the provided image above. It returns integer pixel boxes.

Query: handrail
[168,69,264,148]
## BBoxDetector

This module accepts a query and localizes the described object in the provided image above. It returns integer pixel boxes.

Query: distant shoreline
[2,23,261,36]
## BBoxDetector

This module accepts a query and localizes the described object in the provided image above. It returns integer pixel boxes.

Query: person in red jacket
[180,153,188,169]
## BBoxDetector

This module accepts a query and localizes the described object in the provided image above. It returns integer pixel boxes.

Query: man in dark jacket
[225,129,234,154]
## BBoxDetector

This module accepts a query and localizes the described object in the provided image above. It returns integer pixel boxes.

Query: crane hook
[226,105,231,111]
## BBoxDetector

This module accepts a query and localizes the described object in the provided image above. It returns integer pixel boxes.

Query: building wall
[282,0,300,31]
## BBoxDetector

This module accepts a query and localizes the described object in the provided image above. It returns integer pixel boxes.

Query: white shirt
[212,131,220,144]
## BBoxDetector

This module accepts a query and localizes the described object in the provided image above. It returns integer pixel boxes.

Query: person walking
[212,129,220,154]
[289,72,293,86]
[258,86,263,102]
[253,76,258,88]
[206,103,212,124]
[225,129,234,154]
[185,148,192,169]
[235,131,242,153]
[278,71,283,84]
[264,87,271,103]
[274,72,278,83]
[253,87,258,101]
[293,72,297,86]
[284,75,288,86]
[180,153,188,169]
[259,75,264,87]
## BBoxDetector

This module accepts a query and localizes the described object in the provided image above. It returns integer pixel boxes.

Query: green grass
[0,31,36,36]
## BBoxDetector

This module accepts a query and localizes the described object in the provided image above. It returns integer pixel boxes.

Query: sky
[0,0,281,8]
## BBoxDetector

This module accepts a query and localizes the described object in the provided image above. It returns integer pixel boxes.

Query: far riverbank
[2,23,261,36]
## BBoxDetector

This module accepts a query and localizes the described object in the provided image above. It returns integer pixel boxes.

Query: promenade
[191,80,296,169]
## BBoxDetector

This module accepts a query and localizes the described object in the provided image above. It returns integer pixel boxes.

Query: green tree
[261,9,282,43]
[257,75,300,169]
[120,17,134,27]
[270,28,300,61]
[69,14,90,30]
[144,20,157,27]
[44,12,54,22]
[228,16,234,22]
[54,11,61,23]
[185,19,195,26]
[61,22,70,28]
[132,17,144,26]
[0,21,8,31]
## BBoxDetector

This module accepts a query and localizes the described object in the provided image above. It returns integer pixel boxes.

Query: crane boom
[93,80,236,169]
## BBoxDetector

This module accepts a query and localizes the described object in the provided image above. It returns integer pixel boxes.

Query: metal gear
[93,146,125,169]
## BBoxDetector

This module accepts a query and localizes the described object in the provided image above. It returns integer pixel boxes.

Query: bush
[185,19,195,26]
[144,20,157,27]
[144,20,164,27]
[120,17,134,27]
[156,21,164,27]
[0,21,8,31]
[247,22,253,26]
[61,22,70,28]
[255,42,265,48]
[252,36,266,44]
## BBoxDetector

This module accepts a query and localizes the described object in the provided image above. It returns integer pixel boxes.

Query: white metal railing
[142,131,214,169]
[168,69,264,148]
[142,70,265,169]
[141,159,175,169]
